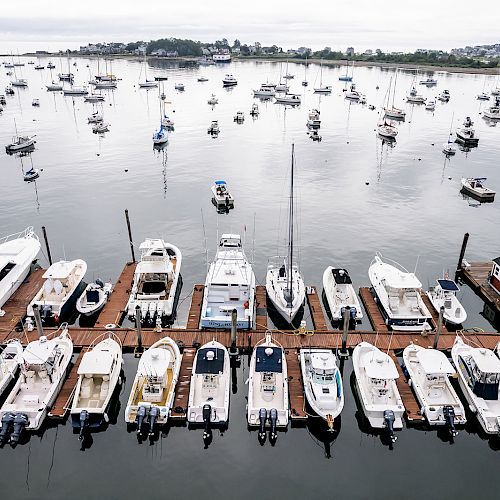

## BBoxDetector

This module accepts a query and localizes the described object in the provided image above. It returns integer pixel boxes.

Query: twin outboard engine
[148,406,159,436]
[135,406,147,433]
[79,410,89,440]
[443,405,458,437]
[202,404,212,441]
[0,412,28,445]
[258,408,268,441]
[383,409,397,443]
[10,413,29,445]
[0,412,15,445]
[269,408,278,442]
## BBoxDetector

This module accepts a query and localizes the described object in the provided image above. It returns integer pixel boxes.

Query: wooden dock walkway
[0,268,45,341]
[388,352,424,422]
[49,351,85,418]
[255,285,268,331]
[170,348,196,421]
[359,287,389,332]
[95,262,136,327]
[286,350,307,421]
[186,285,204,330]
[306,286,329,331]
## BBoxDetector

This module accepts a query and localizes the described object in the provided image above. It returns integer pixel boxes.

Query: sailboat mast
[287,144,295,298]
[392,72,397,108]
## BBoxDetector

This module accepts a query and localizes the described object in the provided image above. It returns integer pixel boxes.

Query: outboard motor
[202,404,212,441]
[269,408,278,442]
[0,412,15,445]
[10,413,29,445]
[443,405,458,437]
[258,408,267,441]
[383,410,397,443]
[148,406,159,436]
[135,405,147,433]
[40,304,52,322]
[79,410,89,441]
[95,279,104,288]
[350,307,357,321]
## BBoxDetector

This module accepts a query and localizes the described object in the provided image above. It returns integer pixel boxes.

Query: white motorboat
[63,86,88,96]
[322,266,363,322]
[492,88,500,96]
[58,73,74,81]
[456,117,479,145]
[307,109,321,128]
[153,126,168,145]
[161,114,174,130]
[200,234,255,329]
[207,94,218,105]
[174,83,185,91]
[0,328,73,443]
[419,78,437,85]
[452,336,500,434]
[477,92,490,101]
[211,180,234,209]
[76,280,113,316]
[34,64,44,70]
[427,279,467,325]
[5,85,15,95]
[369,254,432,332]
[483,105,500,120]
[187,340,230,436]
[275,83,289,92]
[300,348,344,429]
[234,111,244,122]
[261,82,277,89]
[47,62,55,69]
[406,87,426,103]
[403,344,465,434]
[461,177,495,201]
[84,93,105,102]
[197,77,209,82]
[437,89,450,102]
[31,99,40,107]
[5,135,36,153]
[46,82,63,91]
[92,122,110,134]
[11,79,28,87]
[443,140,457,156]
[27,259,87,324]
[0,227,40,311]
[266,145,305,325]
[425,100,436,111]
[377,121,398,139]
[253,87,275,98]
[352,342,404,441]
[124,336,182,433]
[126,238,182,326]
[23,169,39,182]
[247,332,288,441]
[345,83,362,101]
[70,334,122,437]
[222,74,237,86]
[0,340,23,398]
[207,120,220,134]
[94,81,117,89]
[275,93,301,105]
[88,112,103,123]
[250,103,259,116]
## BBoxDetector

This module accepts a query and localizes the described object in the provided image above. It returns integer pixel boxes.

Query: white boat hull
[322,266,363,321]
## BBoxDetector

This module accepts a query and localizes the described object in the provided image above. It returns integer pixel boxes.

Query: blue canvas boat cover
[255,346,283,373]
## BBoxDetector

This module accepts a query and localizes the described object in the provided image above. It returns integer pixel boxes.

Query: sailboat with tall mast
[313,59,332,94]
[384,71,406,120]
[377,77,398,139]
[339,60,353,82]
[302,56,308,86]
[139,53,158,88]
[266,144,305,325]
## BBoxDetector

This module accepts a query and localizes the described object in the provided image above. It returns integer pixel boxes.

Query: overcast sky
[1,0,498,53]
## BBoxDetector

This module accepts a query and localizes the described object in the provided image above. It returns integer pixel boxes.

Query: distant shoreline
[8,52,500,75]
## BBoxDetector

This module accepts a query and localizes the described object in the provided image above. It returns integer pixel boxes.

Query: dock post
[340,306,350,358]
[230,309,237,354]
[32,304,44,338]
[455,232,469,280]
[135,305,142,350]
[433,306,444,349]
[41,226,53,266]
[125,209,136,263]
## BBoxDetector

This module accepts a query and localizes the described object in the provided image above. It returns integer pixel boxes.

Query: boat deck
[255,285,268,331]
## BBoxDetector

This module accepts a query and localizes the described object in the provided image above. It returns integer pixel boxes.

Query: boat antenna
[413,255,420,275]
[201,208,209,271]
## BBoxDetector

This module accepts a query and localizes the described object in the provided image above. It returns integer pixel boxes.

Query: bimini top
[362,351,399,380]
[416,349,455,375]
[23,336,59,365]
[469,348,500,374]
[437,279,460,292]
[43,260,78,280]
[195,348,225,374]
[255,346,282,373]
[215,180,226,185]
[332,268,352,285]
[78,351,114,376]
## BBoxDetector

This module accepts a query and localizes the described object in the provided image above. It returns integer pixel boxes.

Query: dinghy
[0,227,40,311]
[234,111,245,122]
[126,239,182,326]
[27,259,87,325]
[76,280,113,316]
[207,120,220,134]
[426,279,467,325]
[70,334,122,438]
[0,327,73,444]
[299,348,344,429]
[23,169,39,181]
[0,340,23,398]
[322,266,363,322]
[211,180,234,209]
[124,336,181,434]
[207,94,218,105]
[403,344,466,435]
[452,336,500,434]
[187,340,230,439]
[247,332,289,441]
[461,177,495,201]
[353,342,404,441]
[250,103,259,116]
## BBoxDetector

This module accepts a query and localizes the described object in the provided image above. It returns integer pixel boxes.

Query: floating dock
[170,348,196,421]
[305,286,329,331]
[359,287,389,332]
[186,285,204,330]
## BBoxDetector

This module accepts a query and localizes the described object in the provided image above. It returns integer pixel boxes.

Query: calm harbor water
[1,56,500,499]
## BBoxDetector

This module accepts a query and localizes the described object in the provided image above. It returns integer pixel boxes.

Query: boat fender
[244,301,249,309]
[103,413,109,423]
[105,323,117,330]
[202,404,212,441]
[383,409,397,443]
[10,413,29,445]
[269,408,278,441]
[0,412,15,445]
[53,314,60,326]
[443,405,458,437]
[258,408,267,441]
[148,406,159,436]
[135,405,147,433]
[79,410,89,440]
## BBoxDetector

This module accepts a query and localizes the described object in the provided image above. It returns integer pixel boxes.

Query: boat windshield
[313,372,334,384]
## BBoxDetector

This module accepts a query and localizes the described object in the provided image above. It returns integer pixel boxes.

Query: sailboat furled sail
[266,144,305,324]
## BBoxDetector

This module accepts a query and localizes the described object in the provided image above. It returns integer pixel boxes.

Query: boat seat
[25,370,35,379]
[100,381,109,400]
[81,377,93,399]
[389,296,399,313]
[455,307,461,318]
